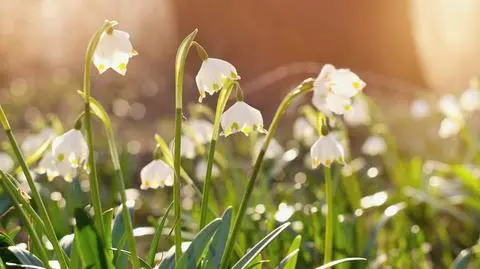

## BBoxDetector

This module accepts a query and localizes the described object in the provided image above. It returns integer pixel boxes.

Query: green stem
[0,172,51,269]
[220,78,314,268]
[324,166,334,264]
[173,29,198,262]
[199,80,235,228]
[82,20,117,239]
[0,106,69,269]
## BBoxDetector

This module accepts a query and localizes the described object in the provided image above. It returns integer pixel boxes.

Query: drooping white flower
[0,152,14,172]
[195,160,220,182]
[220,101,266,136]
[438,94,463,121]
[195,58,240,102]
[438,117,462,139]
[344,97,371,126]
[361,135,387,156]
[293,117,316,146]
[140,160,174,190]
[410,99,431,119]
[274,203,295,222]
[52,129,88,168]
[21,128,55,156]
[187,119,213,144]
[93,29,136,76]
[460,88,480,112]
[253,137,283,160]
[170,135,197,159]
[312,64,366,115]
[37,151,77,182]
[310,134,345,168]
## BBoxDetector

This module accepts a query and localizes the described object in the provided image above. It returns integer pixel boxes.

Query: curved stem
[199,80,235,228]
[0,106,69,269]
[220,78,314,268]
[324,166,334,264]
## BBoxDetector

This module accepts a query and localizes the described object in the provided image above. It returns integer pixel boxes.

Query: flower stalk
[220,78,314,268]
[199,79,235,228]
[324,166,334,264]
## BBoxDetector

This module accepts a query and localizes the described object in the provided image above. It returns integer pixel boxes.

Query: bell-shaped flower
[52,129,88,168]
[37,151,77,182]
[220,101,266,136]
[170,135,197,159]
[93,29,136,76]
[324,93,352,115]
[328,69,366,98]
[410,99,431,119]
[187,119,213,144]
[344,97,371,126]
[140,160,174,190]
[0,152,14,172]
[438,94,463,121]
[21,128,55,156]
[293,117,316,146]
[310,134,345,168]
[438,117,462,139]
[253,137,283,160]
[195,58,240,102]
[460,88,480,112]
[361,135,387,156]
[195,160,220,182]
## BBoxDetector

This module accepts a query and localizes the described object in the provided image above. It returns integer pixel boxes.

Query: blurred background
[0,0,479,150]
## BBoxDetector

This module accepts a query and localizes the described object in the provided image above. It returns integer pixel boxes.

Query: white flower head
[93,29,136,76]
[438,117,462,139]
[312,64,366,115]
[195,160,220,182]
[293,117,316,146]
[460,88,480,112]
[52,129,88,169]
[310,134,345,168]
[195,58,240,102]
[362,135,387,156]
[0,152,14,172]
[220,101,266,137]
[21,128,55,156]
[410,99,431,119]
[188,119,213,144]
[170,135,197,159]
[438,94,463,120]
[253,137,283,160]
[37,151,77,182]
[140,160,173,190]
[344,97,371,126]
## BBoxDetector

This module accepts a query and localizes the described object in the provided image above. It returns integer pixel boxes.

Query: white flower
[195,160,220,182]
[253,137,283,160]
[195,58,240,102]
[460,88,480,112]
[438,117,462,139]
[310,134,345,168]
[410,99,431,119]
[52,129,88,168]
[140,160,174,190]
[438,94,463,121]
[170,135,197,159]
[312,64,366,115]
[220,101,266,136]
[293,117,316,146]
[187,119,213,144]
[0,152,14,172]
[344,97,371,126]
[21,128,55,156]
[274,203,295,222]
[37,151,77,182]
[362,135,387,156]
[93,29,136,76]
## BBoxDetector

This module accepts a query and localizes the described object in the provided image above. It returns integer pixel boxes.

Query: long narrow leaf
[232,222,291,269]
[146,202,173,267]
[276,249,299,269]
[281,235,301,269]
[315,257,366,269]
[203,207,233,269]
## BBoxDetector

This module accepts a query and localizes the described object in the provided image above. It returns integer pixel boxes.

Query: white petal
[460,88,480,111]
[253,137,283,160]
[140,160,173,190]
[188,119,214,144]
[310,134,345,168]
[438,118,462,139]
[195,58,239,102]
[195,160,220,182]
[438,94,463,120]
[93,29,135,75]
[0,152,14,172]
[344,97,371,126]
[313,64,336,96]
[52,129,88,168]
[220,101,265,136]
[293,117,316,146]
[329,69,366,98]
[325,93,352,115]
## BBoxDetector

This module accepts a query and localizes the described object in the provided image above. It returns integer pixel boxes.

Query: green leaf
[103,208,114,265]
[0,232,14,248]
[74,208,113,269]
[232,222,291,269]
[5,246,44,267]
[0,195,11,217]
[175,218,222,269]
[280,235,301,269]
[146,202,173,267]
[111,203,134,268]
[203,207,233,269]
[276,249,299,269]
[77,91,112,129]
[111,248,152,269]
[245,260,270,269]
[314,257,367,269]
[58,234,75,257]
[450,249,471,269]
